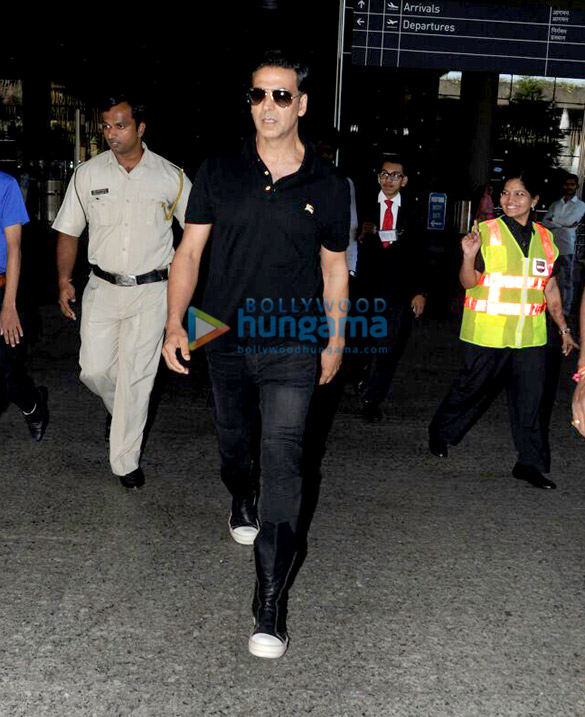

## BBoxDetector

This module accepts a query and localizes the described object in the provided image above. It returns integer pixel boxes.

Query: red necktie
[382,199,393,247]
[382,199,394,230]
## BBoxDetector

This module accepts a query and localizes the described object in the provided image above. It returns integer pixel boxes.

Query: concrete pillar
[21,74,51,166]
[459,71,499,194]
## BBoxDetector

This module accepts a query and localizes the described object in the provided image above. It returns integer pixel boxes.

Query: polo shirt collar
[244,135,314,176]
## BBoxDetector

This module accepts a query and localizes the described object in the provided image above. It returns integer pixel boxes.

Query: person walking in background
[542,173,585,320]
[473,183,495,223]
[355,157,427,423]
[0,171,48,441]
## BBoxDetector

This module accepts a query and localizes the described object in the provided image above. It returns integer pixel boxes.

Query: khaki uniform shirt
[53,143,192,275]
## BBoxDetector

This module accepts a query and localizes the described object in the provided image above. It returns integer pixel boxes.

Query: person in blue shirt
[0,171,48,440]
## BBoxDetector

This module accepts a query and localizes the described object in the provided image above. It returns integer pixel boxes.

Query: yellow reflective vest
[460,217,558,349]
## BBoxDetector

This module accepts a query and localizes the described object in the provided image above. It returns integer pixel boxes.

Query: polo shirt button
[265,185,271,192]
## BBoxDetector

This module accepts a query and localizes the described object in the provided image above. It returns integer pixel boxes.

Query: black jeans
[430,343,548,472]
[0,287,36,412]
[206,341,317,533]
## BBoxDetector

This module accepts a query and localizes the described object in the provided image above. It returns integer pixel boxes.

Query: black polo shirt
[186,138,350,350]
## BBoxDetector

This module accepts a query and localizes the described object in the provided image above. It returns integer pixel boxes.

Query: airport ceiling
[1,3,341,102]
[3,2,580,98]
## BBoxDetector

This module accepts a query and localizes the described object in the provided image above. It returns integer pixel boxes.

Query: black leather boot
[221,467,259,545]
[249,521,297,659]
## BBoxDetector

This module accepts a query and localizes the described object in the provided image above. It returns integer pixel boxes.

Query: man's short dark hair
[100,94,146,127]
[565,173,580,184]
[250,50,309,92]
[380,155,408,176]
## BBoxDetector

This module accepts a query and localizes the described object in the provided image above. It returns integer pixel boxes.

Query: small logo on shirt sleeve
[304,203,315,215]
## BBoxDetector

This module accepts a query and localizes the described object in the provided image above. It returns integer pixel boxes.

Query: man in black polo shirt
[162,51,349,659]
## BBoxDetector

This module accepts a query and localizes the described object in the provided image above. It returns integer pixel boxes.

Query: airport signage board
[351,2,585,78]
[427,192,447,230]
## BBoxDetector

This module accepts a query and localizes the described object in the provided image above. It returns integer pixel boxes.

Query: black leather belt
[90,264,168,287]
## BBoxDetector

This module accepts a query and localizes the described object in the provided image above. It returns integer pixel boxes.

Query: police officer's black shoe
[512,462,556,490]
[361,401,383,423]
[428,430,448,458]
[24,386,49,442]
[119,468,145,490]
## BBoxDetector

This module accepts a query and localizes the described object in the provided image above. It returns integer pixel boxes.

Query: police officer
[54,95,191,488]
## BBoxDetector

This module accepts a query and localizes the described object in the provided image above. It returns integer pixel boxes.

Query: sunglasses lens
[248,88,296,107]
[248,88,266,105]
[273,90,294,107]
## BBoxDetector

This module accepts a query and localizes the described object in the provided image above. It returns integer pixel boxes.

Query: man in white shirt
[53,95,191,489]
[543,173,585,317]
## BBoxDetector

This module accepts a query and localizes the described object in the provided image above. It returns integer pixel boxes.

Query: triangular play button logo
[187,307,230,350]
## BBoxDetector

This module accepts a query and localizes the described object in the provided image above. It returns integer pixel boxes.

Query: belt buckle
[116,274,137,287]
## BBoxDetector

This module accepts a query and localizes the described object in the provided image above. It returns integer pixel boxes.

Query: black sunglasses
[247,87,302,108]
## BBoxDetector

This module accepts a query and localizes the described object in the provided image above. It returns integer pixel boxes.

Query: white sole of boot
[248,632,288,659]
[228,519,259,545]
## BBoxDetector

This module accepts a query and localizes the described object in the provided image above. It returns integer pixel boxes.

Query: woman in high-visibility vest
[429,171,578,489]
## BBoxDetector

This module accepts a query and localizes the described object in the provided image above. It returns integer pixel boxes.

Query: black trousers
[0,286,37,413]
[206,342,317,534]
[429,342,548,472]
[361,303,413,405]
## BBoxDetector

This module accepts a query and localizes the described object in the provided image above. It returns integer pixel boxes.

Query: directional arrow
[357,18,364,26]
[357,0,366,7]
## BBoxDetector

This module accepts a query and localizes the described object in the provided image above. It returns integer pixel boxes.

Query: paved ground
[1,305,584,717]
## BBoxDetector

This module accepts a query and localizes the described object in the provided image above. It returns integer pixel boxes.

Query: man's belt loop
[90,264,168,286]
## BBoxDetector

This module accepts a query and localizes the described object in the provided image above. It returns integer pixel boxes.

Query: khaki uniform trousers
[79,273,167,476]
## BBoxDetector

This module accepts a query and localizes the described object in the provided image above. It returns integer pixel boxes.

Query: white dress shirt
[542,195,585,256]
